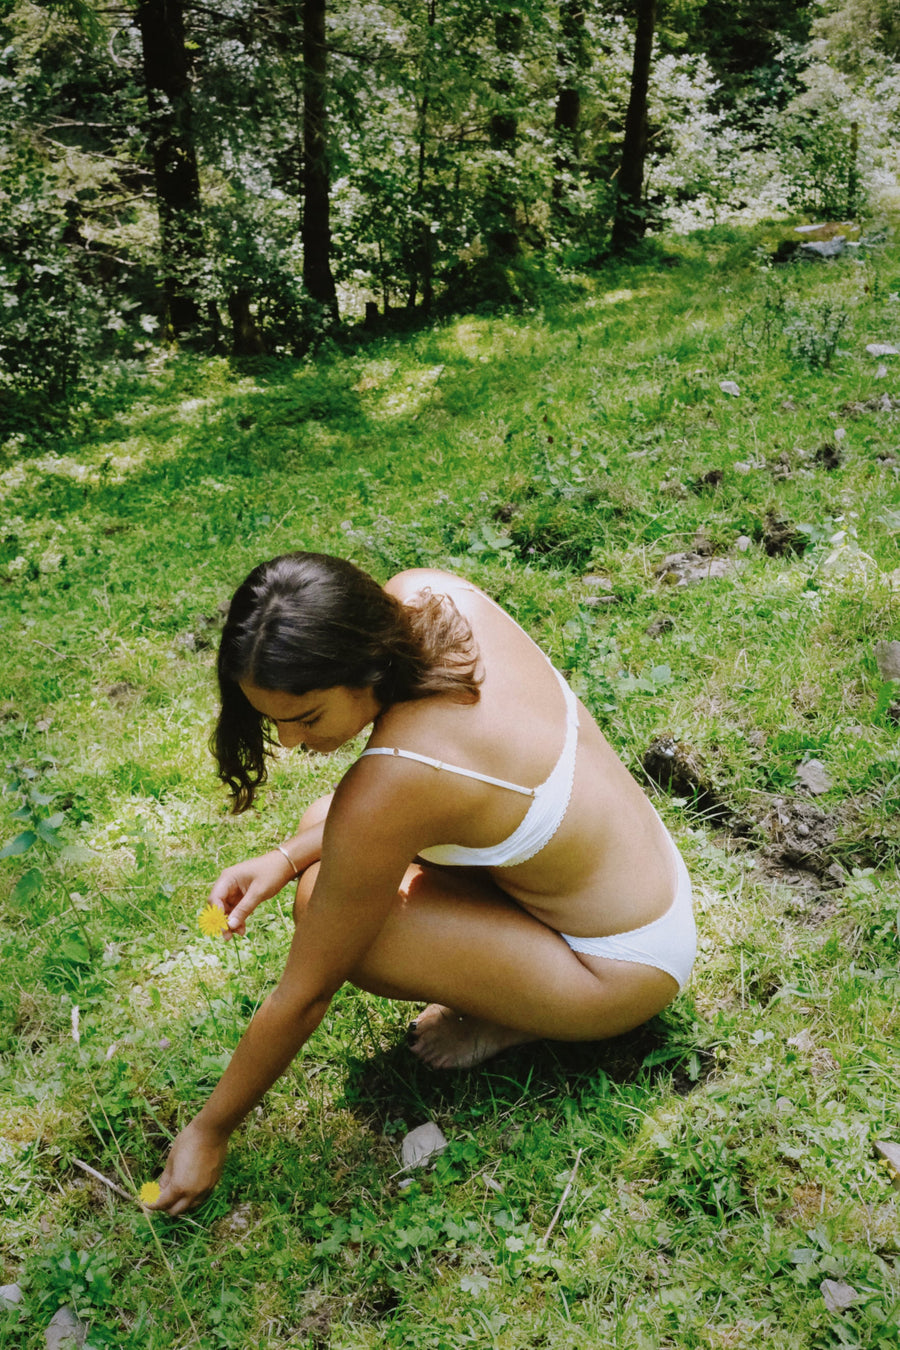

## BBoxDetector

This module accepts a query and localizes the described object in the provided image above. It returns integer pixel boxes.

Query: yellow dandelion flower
[197,903,229,936]
[139,1180,161,1205]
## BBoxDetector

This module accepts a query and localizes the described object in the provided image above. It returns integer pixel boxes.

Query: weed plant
[1,218,899,1348]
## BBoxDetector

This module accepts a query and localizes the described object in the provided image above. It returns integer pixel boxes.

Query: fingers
[208,870,241,909]
[226,890,262,932]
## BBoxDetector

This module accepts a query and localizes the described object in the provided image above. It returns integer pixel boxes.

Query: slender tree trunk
[552,0,586,221]
[611,0,657,253]
[302,0,338,317]
[410,0,437,312]
[136,0,204,336]
[486,6,523,261]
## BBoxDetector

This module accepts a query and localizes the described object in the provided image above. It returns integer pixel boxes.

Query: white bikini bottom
[560,823,696,992]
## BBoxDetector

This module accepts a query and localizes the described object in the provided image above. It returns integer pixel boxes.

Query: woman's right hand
[208,850,297,935]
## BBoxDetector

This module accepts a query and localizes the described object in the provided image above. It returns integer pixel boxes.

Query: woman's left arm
[150,763,443,1215]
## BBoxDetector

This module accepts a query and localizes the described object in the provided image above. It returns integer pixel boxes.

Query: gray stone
[867,343,900,357]
[655,552,736,587]
[795,759,832,795]
[719,380,740,397]
[821,1279,858,1312]
[801,238,846,258]
[45,1306,87,1350]
[874,640,900,682]
[401,1122,448,1170]
[0,1283,23,1306]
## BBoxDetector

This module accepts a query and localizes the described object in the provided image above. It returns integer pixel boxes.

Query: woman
[152,553,695,1216]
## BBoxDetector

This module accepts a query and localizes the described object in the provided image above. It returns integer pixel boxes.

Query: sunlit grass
[2,221,900,1346]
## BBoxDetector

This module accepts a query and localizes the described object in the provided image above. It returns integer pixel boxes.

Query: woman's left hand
[147,1120,229,1216]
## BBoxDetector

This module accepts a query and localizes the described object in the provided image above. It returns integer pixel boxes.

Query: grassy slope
[1,222,899,1348]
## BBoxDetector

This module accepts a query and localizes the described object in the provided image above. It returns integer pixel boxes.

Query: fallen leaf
[795,759,832,795]
[46,1305,88,1350]
[874,640,900,682]
[401,1122,448,1170]
[820,1279,858,1312]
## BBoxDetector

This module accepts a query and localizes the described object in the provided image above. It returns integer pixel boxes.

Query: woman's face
[239,681,381,754]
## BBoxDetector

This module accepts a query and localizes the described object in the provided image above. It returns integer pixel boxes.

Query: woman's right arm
[208,819,325,934]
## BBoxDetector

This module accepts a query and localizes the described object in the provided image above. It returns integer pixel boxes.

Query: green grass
[1,218,900,1347]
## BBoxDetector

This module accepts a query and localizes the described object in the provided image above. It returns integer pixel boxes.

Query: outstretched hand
[147,1121,228,1216]
[208,850,297,935]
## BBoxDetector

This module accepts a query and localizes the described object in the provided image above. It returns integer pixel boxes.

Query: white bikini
[357,593,696,990]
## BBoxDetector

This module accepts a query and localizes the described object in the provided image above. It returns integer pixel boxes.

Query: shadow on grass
[339,1015,701,1129]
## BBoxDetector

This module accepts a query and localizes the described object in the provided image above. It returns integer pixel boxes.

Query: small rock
[0,1283,23,1306]
[46,1306,87,1350]
[801,238,846,259]
[719,380,740,397]
[796,759,832,795]
[733,461,753,473]
[826,862,848,887]
[735,535,752,552]
[874,1140,900,1190]
[833,427,846,442]
[401,1122,448,1170]
[866,343,899,357]
[655,552,735,586]
[794,222,853,241]
[874,640,900,682]
[821,1279,858,1312]
[875,363,888,378]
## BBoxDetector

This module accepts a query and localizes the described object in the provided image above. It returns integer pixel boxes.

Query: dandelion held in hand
[197,903,229,936]
[139,1180,161,1205]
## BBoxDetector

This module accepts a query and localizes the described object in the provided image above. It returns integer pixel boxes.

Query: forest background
[1,0,900,1347]
[1,0,900,405]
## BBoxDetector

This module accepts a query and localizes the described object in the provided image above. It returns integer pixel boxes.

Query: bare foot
[408,1003,535,1069]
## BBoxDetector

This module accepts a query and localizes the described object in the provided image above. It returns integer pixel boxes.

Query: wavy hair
[213,552,481,811]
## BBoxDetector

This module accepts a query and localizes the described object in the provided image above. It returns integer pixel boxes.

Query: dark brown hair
[213,552,481,811]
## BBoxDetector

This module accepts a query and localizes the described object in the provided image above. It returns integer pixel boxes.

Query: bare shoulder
[384,568,481,604]
[328,736,464,858]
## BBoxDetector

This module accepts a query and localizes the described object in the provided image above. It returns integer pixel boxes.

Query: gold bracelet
[275,843,300,878]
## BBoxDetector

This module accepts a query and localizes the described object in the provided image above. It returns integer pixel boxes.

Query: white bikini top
[357,664,580,868]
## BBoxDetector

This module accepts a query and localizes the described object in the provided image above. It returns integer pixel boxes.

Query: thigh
[298,857,677,1040]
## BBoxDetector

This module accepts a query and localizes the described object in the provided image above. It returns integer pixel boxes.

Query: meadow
[1,220,899,1348]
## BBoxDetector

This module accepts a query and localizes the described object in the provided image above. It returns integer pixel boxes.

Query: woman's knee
[297,791,334,833]
[293,861,320,924]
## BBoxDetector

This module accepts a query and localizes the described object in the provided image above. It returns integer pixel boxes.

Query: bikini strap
[357,746,537,797]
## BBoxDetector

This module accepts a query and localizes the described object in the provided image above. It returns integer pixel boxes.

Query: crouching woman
[151,552,695,1214]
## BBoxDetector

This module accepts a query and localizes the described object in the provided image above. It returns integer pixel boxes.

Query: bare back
[370,568,676,939]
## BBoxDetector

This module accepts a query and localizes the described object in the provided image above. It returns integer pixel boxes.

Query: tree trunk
[611,0,657,253]
[302,0,338,317]
[410,0,437,312]
[136,0,204,336]
[552,0,586,221]
[486,6,523,261]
